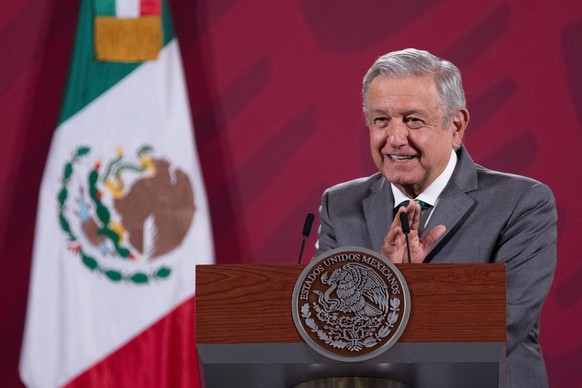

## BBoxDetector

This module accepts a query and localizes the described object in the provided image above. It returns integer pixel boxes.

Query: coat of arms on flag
[58,144,196,284]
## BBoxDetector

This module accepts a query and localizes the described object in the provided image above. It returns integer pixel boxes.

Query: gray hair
[362,48,466,125]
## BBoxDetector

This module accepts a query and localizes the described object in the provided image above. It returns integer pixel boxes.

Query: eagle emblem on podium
[292,247,410,362]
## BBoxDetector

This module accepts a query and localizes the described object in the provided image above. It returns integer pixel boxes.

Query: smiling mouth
[388,155,416,161]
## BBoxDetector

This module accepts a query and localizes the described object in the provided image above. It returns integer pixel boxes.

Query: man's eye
[374,117,389,127]
[405,117,424,129]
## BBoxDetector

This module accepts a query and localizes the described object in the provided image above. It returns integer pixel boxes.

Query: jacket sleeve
[495,182,557,355]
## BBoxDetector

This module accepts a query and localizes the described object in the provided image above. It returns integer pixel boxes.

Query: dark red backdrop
[1,0,582,386]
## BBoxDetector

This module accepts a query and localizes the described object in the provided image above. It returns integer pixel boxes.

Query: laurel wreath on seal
[57,146,172,285]
[300,297,400,351]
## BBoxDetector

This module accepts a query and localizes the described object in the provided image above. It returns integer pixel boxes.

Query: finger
[393,206,407,224]
[421,225,447,250]
[390,207,409,236]
[382,226,405,263]
[385,225,403,242]
[407,201,421,232]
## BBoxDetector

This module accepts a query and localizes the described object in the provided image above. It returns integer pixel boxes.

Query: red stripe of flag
[140,0,161,16]
[65,297,200,388]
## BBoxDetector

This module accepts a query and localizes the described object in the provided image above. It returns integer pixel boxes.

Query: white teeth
[390,155,414,161]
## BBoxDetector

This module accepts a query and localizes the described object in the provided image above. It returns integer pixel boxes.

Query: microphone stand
[399,212,412,264]
[298,213,315,264]
[298,236,307,264]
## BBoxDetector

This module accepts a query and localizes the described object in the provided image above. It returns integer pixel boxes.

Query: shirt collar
[391,148,458,208]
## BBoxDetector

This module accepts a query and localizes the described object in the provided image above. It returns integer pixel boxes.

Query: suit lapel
[424,146,478,262]
[423,184,474,261]
[363,176,394,252]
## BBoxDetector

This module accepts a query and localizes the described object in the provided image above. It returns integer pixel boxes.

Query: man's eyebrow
[368,108,428,116]
[401,109,427,117]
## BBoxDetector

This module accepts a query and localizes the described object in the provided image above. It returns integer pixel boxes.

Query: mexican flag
[19,0,214,386]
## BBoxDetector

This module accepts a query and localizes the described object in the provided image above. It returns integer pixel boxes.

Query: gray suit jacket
[317,146,557,388]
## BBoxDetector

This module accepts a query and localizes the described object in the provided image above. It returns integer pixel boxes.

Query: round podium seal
[292,247,410,362]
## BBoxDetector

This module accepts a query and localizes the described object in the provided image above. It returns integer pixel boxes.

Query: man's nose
[386,122,408,147]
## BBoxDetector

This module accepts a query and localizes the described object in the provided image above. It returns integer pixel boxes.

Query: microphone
[298,213,315,264]
[399,212,412,264]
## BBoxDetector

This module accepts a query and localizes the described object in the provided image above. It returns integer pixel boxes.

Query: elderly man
[316,48,557,387]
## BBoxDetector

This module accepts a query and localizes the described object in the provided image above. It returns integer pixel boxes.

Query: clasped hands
[382,201,446,263]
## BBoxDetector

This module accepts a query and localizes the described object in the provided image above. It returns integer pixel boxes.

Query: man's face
[366,74,468,198]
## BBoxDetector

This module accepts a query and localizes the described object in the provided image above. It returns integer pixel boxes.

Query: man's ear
[451,108,470,148]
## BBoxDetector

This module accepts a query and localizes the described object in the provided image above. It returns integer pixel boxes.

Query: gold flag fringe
[94,16,162,62]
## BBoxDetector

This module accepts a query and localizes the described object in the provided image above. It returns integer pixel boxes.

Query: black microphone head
[302,213,315,237]
[399,211,410,234]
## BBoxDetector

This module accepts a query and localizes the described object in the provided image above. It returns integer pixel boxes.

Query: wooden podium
[196,263,506,388]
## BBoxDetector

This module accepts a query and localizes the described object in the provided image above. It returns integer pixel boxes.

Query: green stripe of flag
[94,0,116,16]
[58,0,175,125]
